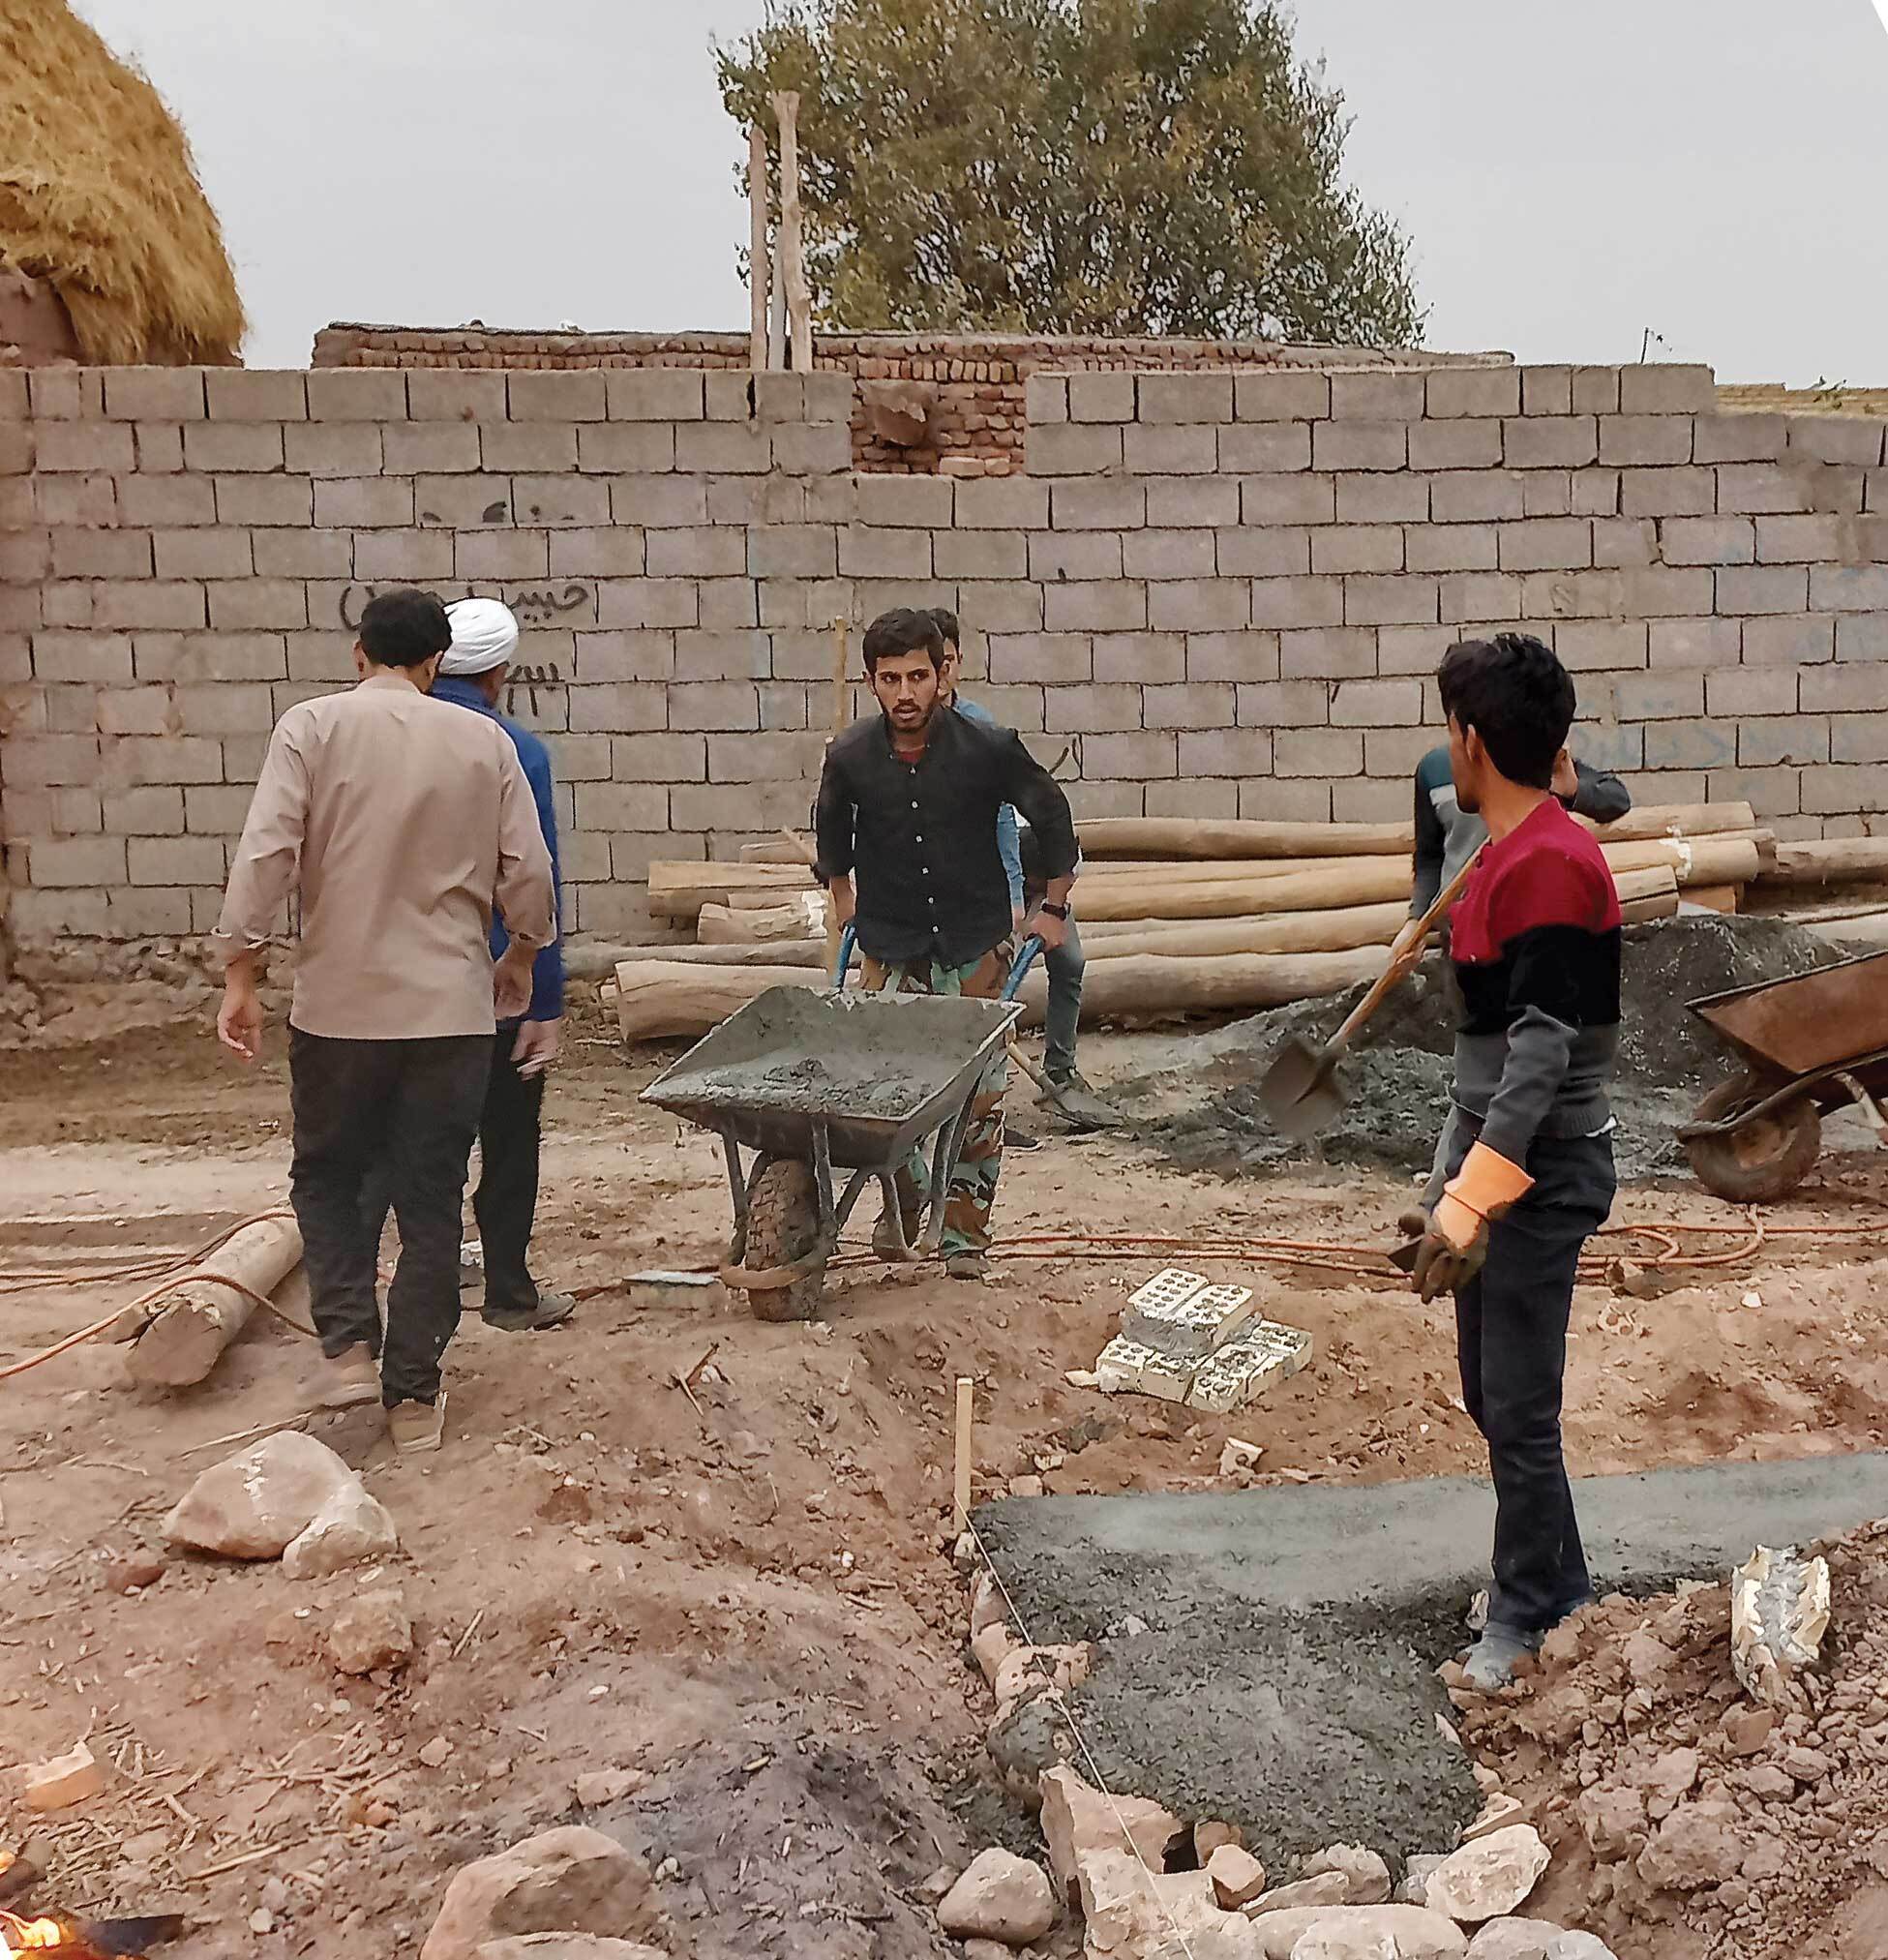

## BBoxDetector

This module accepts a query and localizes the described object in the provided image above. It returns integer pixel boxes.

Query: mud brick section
[7,352,1888,946]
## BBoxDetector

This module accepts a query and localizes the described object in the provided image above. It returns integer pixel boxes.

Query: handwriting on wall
[336,582,595,633]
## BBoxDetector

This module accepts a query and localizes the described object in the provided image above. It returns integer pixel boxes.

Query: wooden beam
[772,90,813,373]
[747,125,771,373]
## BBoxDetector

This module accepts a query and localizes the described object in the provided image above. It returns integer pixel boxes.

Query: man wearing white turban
[363,596,574,1334]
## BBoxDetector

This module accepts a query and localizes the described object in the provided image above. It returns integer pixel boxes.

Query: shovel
[1258,849,1482,1139]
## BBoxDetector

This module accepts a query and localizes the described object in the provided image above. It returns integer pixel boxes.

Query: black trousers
[361,1031,547,1319]
[289,1029,489,1407]
[1453,1130,1616,1636]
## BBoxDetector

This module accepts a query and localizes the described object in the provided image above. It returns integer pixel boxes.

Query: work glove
[1397,1142,1534,1304]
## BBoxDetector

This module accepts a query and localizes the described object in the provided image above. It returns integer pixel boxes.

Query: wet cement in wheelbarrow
[1122,916,1839,1182]
[975,1450,1888,1881]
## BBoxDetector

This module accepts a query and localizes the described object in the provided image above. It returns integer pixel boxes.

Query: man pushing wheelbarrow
[815,607,1080,1281]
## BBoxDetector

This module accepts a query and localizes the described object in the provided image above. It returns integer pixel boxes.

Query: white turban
[440,597,520,676]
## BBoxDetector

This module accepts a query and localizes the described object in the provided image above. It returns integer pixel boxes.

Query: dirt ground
[5,985,1888,1959]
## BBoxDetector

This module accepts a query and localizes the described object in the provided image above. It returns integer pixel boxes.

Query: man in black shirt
[815,608,1078,1278]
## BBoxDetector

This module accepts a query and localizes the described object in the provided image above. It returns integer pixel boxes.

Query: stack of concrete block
[1095,1269,1311,1411]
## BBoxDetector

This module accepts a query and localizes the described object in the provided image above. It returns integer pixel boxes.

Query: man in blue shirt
[363,598,573,1332]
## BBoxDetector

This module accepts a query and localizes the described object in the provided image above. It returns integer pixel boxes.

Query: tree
[716,0,1423,347]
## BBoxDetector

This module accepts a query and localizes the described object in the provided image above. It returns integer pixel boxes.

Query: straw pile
[0,0,244,364]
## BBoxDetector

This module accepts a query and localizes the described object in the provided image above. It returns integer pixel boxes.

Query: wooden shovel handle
[1324,847,1483,1051]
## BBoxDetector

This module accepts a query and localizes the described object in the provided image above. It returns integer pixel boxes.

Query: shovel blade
[1258,1034,1347,1138]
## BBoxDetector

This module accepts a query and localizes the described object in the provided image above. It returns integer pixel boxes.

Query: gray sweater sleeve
[1568,760,1631,825]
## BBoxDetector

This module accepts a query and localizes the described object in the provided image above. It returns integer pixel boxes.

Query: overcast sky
[75,0,1888,386]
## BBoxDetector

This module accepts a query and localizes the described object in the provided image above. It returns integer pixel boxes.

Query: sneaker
[1036,1068,1096,1107]
[483,1290,576,1333]
[388,1396,446,1456]
[314,1342,379,1411]
[944,1251,991,1282]
[1460,1622,1541,1693]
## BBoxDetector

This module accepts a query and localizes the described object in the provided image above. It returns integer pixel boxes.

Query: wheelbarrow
[1678,948,1888,1201]
[641,929,1040,1320]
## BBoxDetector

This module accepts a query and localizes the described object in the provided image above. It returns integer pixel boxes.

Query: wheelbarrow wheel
[1685,1072,1821,1203]
[739,1156,825,1322]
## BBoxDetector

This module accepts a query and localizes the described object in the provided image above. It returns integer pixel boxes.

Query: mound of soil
[1124,917,1841,1182]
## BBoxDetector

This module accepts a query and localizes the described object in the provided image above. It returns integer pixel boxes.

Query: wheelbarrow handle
[1002,935,1045,1003]
[830,920,858,990]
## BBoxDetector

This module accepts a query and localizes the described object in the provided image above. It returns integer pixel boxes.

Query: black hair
[358,588,453,669]
[1436,632,1574,791]
[861,607,946,673]
[928,606,961,650]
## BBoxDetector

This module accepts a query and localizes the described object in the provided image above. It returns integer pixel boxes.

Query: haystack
[0,0,244,364]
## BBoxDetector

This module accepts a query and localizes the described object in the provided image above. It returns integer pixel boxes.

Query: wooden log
[772,90,813,374]
[1076,859,1414,921]
[747,125,771,373]
[1576,799,1755,844]
[1681,884,1741,915]
[648,860,813,918]
[1077,816,1412,860]
[1622,889,1682,925]
[1079,900,1408,961]
[585,939,826,971]
[699,897,823,944]
[127,1215,304,1388]
[1755,837,1888,886]
[1603,836,1761,889]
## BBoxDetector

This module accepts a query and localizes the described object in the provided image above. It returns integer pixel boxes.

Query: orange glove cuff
[1435,1142,1534,1249]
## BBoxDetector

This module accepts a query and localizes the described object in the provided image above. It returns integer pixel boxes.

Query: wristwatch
[1039,902,1069,920]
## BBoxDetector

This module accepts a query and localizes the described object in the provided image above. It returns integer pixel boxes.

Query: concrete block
[1589,516,1655,567]
[1052,479,1146,529]
[612,477,710,528]
[567,679,673,733]
[1615,565,1717,617]
[382,421,482,474]
[305,370,406,420]
[1084,731,1179,778]
[673,629,771,680]
[1025,374,1068,425]
[1029,422,1124,474]
[49,528,150,579]
[27,369,104,420]
[1618,466,1716,518]
[1521,366,1573,416]
[956,475,1050,528]
[1717,563,1810,614]
[1736,717,1826,767]
[31,630,135,683]
[1837,615,1888,661]
[105,369,206,421]
[1406,523,1498,573]
[571,630,675,682]
[1334,774,1417,820]
[606,368,704,421]
[207,578,306,630]
[749,373,802,423]
[1647,617,1740,669]
[501,369,603,422]
[1066,371,1136,423]
[1311,527,1403,575]
[1693,413,1785,465]
[312,476,409,528]
[1031,531,1123,581]
[989,632,1094,684]
[1410,419,1504,471]
[1571,367,1622,415]
[89,580,208,631]
[402,370,507,422]
[1145,777,1240,818]
[1044,682,1140,732]
[1179,728,1274,774]
[1281,626,1376,679]
[1126,424,1217,473]
[956,581,1044,634]
[1329,370,1425,421]
[1425,367,1520,418]
[1093,631,1184,682]
[36,421,134,472]
[170,679,282,735]
[1275,726,1363,776]
[644,526,747,578]
[1518,470,1573,517]
[1650,516,1747,566]
[1832,714,1888,763]
[1803,764,1888,814]
[1706,769,1805,819]
[577,423,675,472]
[697,576,761,630]
[1504,416,1598,469]
[206,370,308,421]
[1043,581,1147,632]
[1242,474,1335,526]
[546,528,644,579]
[1599,416,1693,467]
[748,524,842,579]
[1249,575,1343,629]
[1241,776,1332,820]
[607,731,706,780]
[675,422,771,473]
[838,525,933,579]
[1755,513,1849,562]
[1716,463,1816,516]
[284,422,383,477]
[454,528,551,579]
[1147,478,1240,528]
[1809,564,1888,612]
[1431,470,1526,523]
[1643,720,1735,769]
[770,422,853,474]
[1344,574,1439,625]
[1785,416,1885,467]
[105,785,187,834]
[1619,365,1716,414]
[1142,683,1236,730]
[1743,615,1836,664]
[1311,420,1408,472]
[1611,668,1703,720]
[856,473,954,527]
[350,528,451,580]
[1235,370,1329,421]
[597,577,699,630]
[1216,527,1310,577]
[1138,373,1233,423]
[1330,678,1422,725]
[1235,678,1328,725]
[1707,665,1798,716]
[156,527,256,580]
[1335,473,1428,524]
[1149,578,1249,631]
[1123,529,1214,580]
[28,834,128,887]
[800,372,854,425]
[1188,630,1281,682]
[1497,518,1593,572]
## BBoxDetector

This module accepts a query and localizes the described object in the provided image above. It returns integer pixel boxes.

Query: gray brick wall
[4,356,1887,945]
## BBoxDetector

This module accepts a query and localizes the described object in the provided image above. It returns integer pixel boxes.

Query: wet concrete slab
[975,1452,1888,1882]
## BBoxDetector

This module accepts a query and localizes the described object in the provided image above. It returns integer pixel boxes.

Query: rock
[418,1737,455,1769]
[1634,1747,1699,1805]
[1219,1438,1264,1475]
[1037,1765,1181,1903]
[283,1485,399,1580]
[970,1569,1004,1636]
[989,1696,1076,1803]
[1305,1845,1392,1905]
[1008,1475,1045,1499]
[1078,1851,1221,1955]
[1396,1858,1446,1908]
[1292,1924,1397,1960]
[972,1622,1013,1690]
[1723,1705,1776,1756]
[103,1552,167,1594]
[421,1827,664,1960]
[1543,1939,1616,1960]
[571,1769,643,1808]
[1244,1873,1350,1916]
[165,1432,361,1559]
[1423,1827,1549,1923]
[1464,1920,1567,1960]
[260,1878,290,1915]
[23,1742,103,1811]
[1574,1786,1643,1858]
[1782,1744,1831,1784]
[964,1944,1016,1960]
[249,1910,275,1936]
[1244,1905,1468,1960]
[993,1642,1089,1713]
[1634,1801,1742,1892]
[1196,1821,1244,1863]
[914,1866,956,1907]
[1460,1795,1525,1844]
[477,1943,665,1960]
[328,1587,413,1675]
[1210,1844,1269,1909]
[937,1849,1056,1945]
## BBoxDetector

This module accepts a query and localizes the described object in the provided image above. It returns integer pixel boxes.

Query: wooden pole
[823,615,850,975]
[747,125,771,373]
[953,1377,974,1533]
[127,1215,304,1388]
[772,90,814,373]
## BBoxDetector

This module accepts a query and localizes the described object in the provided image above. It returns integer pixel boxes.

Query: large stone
[1292,1923,1397,1960]
[1396,1858,1446,1908]
[1305,1845,1392,1905]
[1245,1906,1469,1960]
[1574,1786,1644,1859]
[1465,1921,1567,1960]
[422,1827,663,1960]
[164,1432,359,1558]
[1423,1827,1550,1923]
[1633,1802,1742,1892]
[993,1642,1089,1713]
[1245,1873,1350,1916]
[1210,1844,1270,1909]
[1038,1765,1181,1904]
[477,1944,664,1960]
[328,1587,413,1675]
[972,1621,1013,1689]
[1079,1851,1224,1956]
[970,1568,1004,1636]
[937,1848,1057,1945]
[1543,1938,1618,1960]
[283,1484,399,1580]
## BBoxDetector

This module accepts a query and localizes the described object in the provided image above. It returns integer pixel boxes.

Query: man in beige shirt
[216,588,555,1453]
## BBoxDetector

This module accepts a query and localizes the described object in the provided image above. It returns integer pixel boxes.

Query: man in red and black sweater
[1401,632,1621,1692]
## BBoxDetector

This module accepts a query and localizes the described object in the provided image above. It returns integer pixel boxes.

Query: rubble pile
[1452,1521,1888,1959]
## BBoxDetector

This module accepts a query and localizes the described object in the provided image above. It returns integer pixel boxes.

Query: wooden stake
[747,126,772,373]
[772,90,813,373]
[953,1377,974,1533]
[830,615,851,738]
[128,1214,304,1388]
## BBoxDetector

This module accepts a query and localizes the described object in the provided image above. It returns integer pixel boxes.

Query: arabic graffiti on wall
[335,582,594,634]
